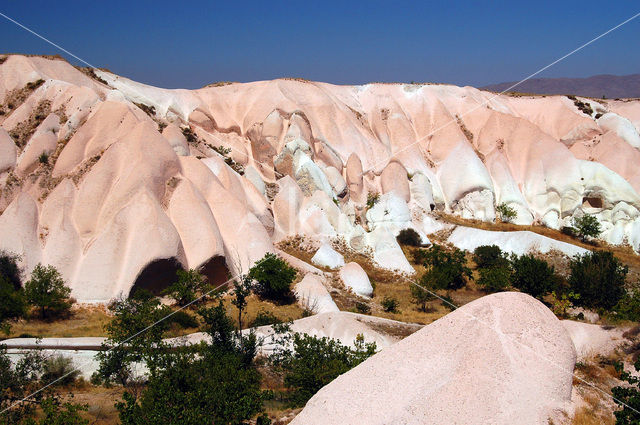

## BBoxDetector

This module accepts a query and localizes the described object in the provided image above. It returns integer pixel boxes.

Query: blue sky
[1,1,638,89]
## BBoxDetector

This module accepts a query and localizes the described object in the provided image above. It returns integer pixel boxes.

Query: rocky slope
[1,54,640,302]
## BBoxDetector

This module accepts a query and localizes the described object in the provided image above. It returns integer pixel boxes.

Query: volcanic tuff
[1,54,640,302]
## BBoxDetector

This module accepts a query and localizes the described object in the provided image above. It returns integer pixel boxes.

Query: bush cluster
[396,228,422,247]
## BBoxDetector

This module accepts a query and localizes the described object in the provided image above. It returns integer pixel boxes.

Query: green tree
[271,333,376,406]
[231,275,253,330]
[0,275,26,334]
[572,214,602,242]
[410,276,436,312]
[510,254,558,299]
[612,359,640,424]
[396,228,421,247]
[0,250,22,290]
[568,251,628,310]
[477,266,511,292]
[113,301,265,425]
[496,203,517,223]
[163,268,208,306]
[93,290,172,387]
[417,245,471,291]
[249,253,297,303]
[473,245,509,269]
[0,345,87,425]
[24,264,72,320]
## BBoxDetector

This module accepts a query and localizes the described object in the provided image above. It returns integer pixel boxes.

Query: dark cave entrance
[582,196,603,209]
[128,256,230,298]
[199,256,230,289]
[128,257,182,298]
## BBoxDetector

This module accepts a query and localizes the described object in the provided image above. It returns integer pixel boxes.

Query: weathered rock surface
[2,54,640,302]
[291,292,576,425]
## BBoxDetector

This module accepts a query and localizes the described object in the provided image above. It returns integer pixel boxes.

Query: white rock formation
[311,243,345,269]
[2,55,640,301]
[294,274,339,314]
[447,226,588,257]
[339,262,373,297]
[291,292,576,425]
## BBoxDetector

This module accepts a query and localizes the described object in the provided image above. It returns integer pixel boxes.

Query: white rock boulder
[291,292,576,425]
[294,274,339,314]
[339,262,373,297]
[311,243,345,269]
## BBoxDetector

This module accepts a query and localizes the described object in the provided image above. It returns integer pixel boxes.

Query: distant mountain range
[481,74,640,99]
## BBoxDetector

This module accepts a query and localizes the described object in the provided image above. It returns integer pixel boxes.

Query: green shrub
[0,274,26,334]
[113,300,265,424]
[163,268,209,306]
[410,277,435,312]
[561,226,576,237]
[417,245,471,291]
[366,192,380,209]
[614,291,640,322]
[612,360,640,424]
[510,254,558,299]
[572,214,602,242]
[355,301,371,314]
[167,310,199,329]
[249,253,297,303]
[272,333,376,406]
[0,250,22,289]
[381,296,399,313]
[496,203,517,222]
[249,310,281,328]
[396,228,421,247]
[41,354,80,387]
[473,245,509,269]
[24,264,73,320]
[38,151,49,164]
[0,345,88,425]
[477,266,511,292]
[568,251,627,310]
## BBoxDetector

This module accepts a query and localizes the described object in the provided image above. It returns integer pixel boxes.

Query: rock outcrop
[2,54,640,301]
[291,292,576,425]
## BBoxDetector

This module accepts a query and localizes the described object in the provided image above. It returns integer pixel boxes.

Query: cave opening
[128,257,182,298]
[582,196,603,209]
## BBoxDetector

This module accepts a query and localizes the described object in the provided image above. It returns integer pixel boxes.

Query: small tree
[93,290,172,388]
[396,228,421,247]
[473,245,509,269]
[496,203,517,223]
[572,214,601,242]
[568,251,627,310]
[231,275,253,330]
[163,268,208,306]
[381,296,399,313]
[410,276,436,312]
[24,264,73,320]
[0,275,26,334]
[271,333,376,406]
[249,253,297,303]
[510,254,558,299]
[0,250,22,289]
[477,266,511,292]
[417,245,471,291]
[612,360,640,424]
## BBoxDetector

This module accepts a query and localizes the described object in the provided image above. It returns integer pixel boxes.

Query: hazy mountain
[481,74,640,99]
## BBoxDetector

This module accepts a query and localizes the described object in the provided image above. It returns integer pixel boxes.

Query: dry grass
[4,306,111,339]
[65,384,123,424]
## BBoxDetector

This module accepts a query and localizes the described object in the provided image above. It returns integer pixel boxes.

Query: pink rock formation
[1,54,640,301]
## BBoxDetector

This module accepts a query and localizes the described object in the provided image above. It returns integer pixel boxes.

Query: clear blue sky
[1,1,638,89]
